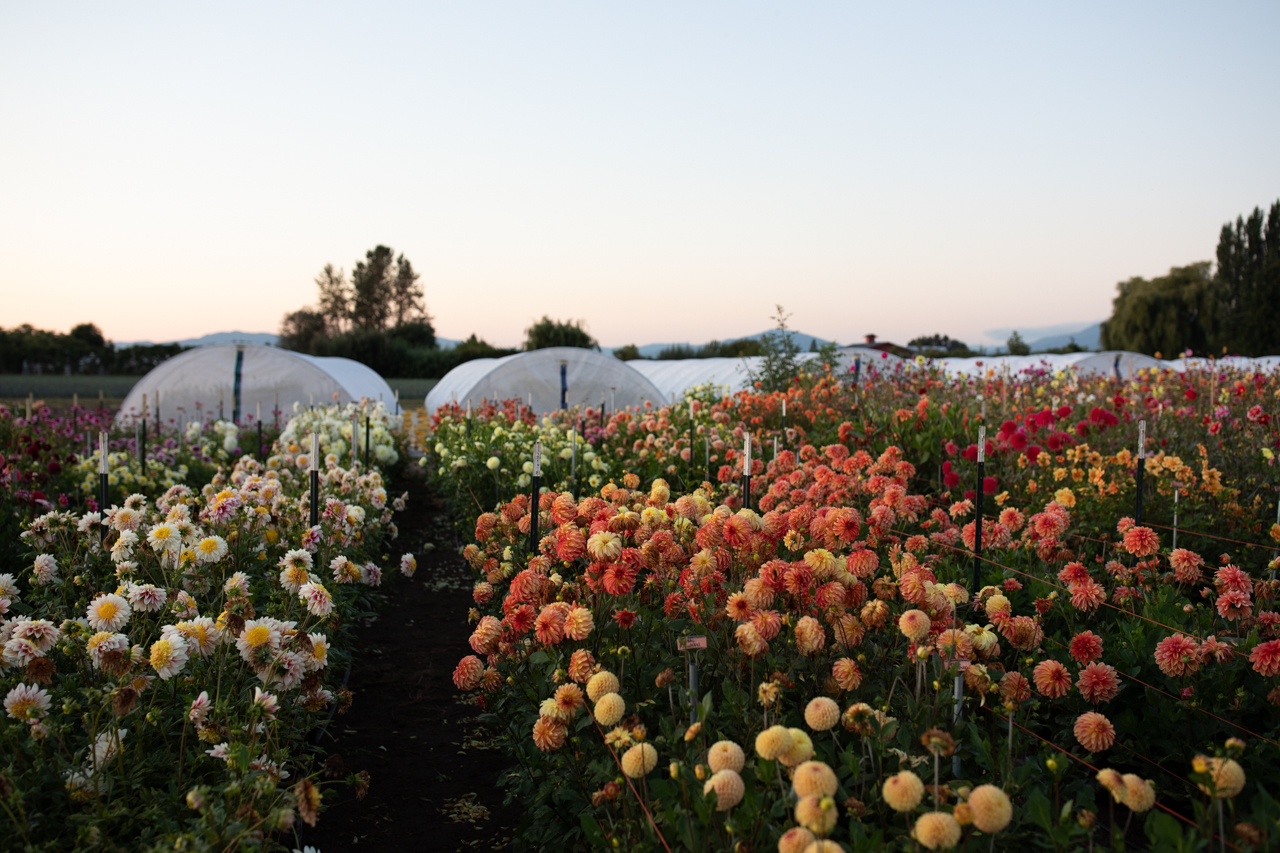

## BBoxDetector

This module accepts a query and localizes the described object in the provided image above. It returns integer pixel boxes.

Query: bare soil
[296,471,517,853]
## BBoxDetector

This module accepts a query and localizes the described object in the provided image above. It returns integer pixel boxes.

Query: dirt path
[296,475,517,853]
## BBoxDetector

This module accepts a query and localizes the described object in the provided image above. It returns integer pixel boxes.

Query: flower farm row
[1,398,416,851]
[424,358,1280,852]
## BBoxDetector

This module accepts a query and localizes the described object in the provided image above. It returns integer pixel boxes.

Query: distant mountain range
[1026,323,1102,351]
[117,331,279,348]
[120,323,1104,356]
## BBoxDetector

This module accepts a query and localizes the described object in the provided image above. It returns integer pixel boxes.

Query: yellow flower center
[150,640,175,668]
[244,625,271,647]
[97,601,118,621]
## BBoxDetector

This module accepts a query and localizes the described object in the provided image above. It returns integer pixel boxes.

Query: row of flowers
[1,401,414,851]
[430,383,1280,850]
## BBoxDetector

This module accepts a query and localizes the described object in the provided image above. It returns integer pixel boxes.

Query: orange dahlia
[1077,662,1120,704]
[1153,634,1200,678]
[1073,712,1115,752]
[1122,526,1160,557]
[1032,659,1073,699]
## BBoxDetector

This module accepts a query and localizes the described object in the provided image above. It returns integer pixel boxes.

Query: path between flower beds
[298,483,518,852]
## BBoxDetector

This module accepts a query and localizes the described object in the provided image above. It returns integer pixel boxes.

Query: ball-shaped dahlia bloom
[621,742,658,778]
[779,728,814,767]
[586,670,620,702]
[777,827,816,853]
[1097,768,1126,802]
[1196,757,1245,798]
[792,761,838,798]
[755,725,793,760]
[1122,774,1155,812]
[593,692,625,727]
[794,794,838,835]
[1073,711,1116,753]
[883,770,925,812]
[801,841,844,853]
[967,785,1012,832]
[702,768,745,811]
[707,740,745,773]
[914,812,962,850]
[804,697,841,732]
[898,609,931,642]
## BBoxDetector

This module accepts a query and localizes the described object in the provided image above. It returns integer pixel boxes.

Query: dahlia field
[1,399,414,851]
[430,359,1280,852]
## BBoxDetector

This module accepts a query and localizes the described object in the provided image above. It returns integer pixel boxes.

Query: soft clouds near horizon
[1,3,1277,349]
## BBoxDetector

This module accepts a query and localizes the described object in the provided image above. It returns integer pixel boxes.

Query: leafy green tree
[1006,331,1030,355]
[523,316,598,350]
[1215,200,1280,356]
[613,344,642,361]
[278,309,329,353]
[1099,263,1216,356]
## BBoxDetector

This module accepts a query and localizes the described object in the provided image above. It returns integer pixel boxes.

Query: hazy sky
[2,3,1277,349]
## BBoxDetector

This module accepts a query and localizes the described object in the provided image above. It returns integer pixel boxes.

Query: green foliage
[1216,200,1280,357]
[1100,199,1280,357]
[612,344,642,361]
[0,323,189,376]
[1099,263,1216,356]
[522,316,598,351]
[748,305,803,391]
[657,339,763,359]
[1006,330,1030,355]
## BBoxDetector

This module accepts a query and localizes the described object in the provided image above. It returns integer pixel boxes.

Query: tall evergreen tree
[349,245,396,331]
[1215,201,1280,356]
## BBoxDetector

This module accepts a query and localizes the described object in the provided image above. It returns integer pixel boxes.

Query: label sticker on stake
[677,636,707,651]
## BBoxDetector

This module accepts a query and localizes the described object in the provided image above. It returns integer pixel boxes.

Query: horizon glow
[1,3,1277,350]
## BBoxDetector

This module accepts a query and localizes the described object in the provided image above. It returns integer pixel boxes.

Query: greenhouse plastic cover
[424,347,665,415]
[115,344,395,427]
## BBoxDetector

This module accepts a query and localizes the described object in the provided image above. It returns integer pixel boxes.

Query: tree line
[278,245,602,377]
[0,323,187,376]
[1101,200,1280,357]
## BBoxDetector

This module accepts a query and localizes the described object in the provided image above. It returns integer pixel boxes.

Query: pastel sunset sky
[2,2,1277,348]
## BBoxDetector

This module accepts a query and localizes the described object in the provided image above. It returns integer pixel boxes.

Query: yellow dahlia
[593,692,625,727]
[883,770,924,812]
[792,761,837,798]
[703,768,745,811]
[707,740,745,773]
[779,728,814,767]
[777,827,816,853]
[1122,774,1155,812]
[914,812,961,850]
[586,670,620,702]
[621,742,658,778]
[804,697,840,732]
[755,725,793,760]
[967,784,1012,832]
[794,794,837,835]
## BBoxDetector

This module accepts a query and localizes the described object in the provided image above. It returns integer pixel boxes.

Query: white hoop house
[930,351,1165,379]
[115,343,395,427]
[425,347,664,414]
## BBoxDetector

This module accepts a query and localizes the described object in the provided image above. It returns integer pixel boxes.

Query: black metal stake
[98,430,109,542]
[528,441,542,553]
[257,421,264,458]
[309,434,319,529]
[140,419,147,479]
[972,426,985,593]
[1134,420,1146,525]
[364,415,371,469]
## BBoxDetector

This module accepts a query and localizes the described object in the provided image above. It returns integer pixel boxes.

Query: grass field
[384,378,438,408]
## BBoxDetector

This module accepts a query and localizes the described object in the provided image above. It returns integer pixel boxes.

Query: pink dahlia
[1074,712,1116,752]
[1077,662,1121,704]
[1154,634,1201,678]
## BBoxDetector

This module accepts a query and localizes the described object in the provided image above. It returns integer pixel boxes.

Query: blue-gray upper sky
[2,2,1277,348]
